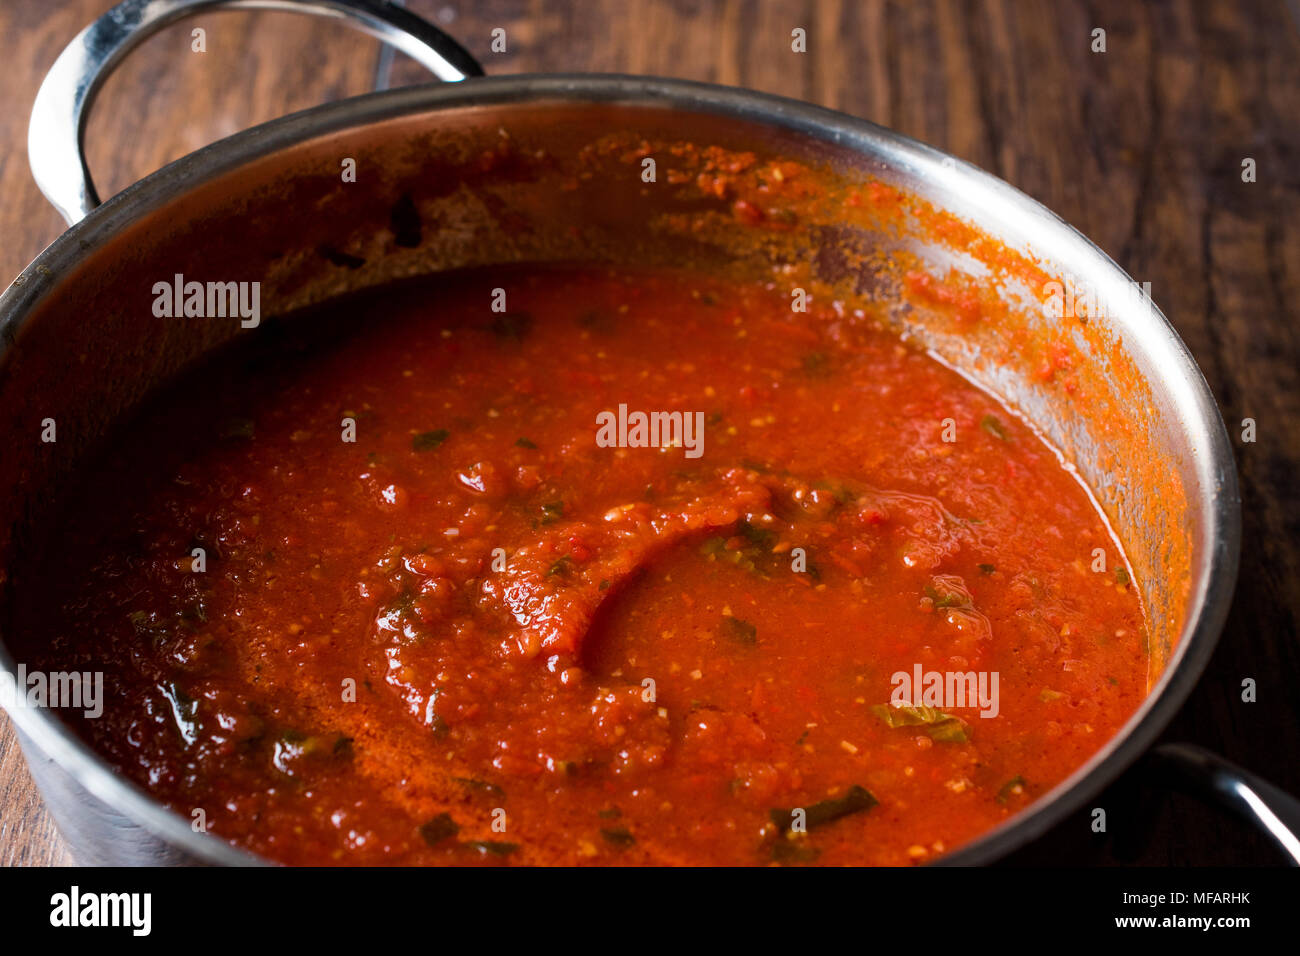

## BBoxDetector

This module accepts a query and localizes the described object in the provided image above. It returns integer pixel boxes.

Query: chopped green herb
[491,312,533,341]
[924,583,970,609]
[737,520,776,551]
[1115,567,1130,587]
[222,417,255,440]
[801,350,832,378]
[384,589,416,615]
[978,563,997,575]
[539,500,564,524]
[771,840,820,864]
[809,477,853,503]
[980,414,1009,440]
[600,827,636,848]
[547,556,573,577]
[700,536,727,557]
[997,775,1027,805]
[597,807,622,820]
[180,600,207,625]
[699,521,779,577]
[418,813,460,846]
[577,309,614,332]
[769,785,877,833]
[271,730,354,775]
[159,680,199,747]
[514,437,538,449]
[719,615,758,646]
[427,688,450,739]
[870,704,970,743]
[453,777,504,797]
[412,428,449,451]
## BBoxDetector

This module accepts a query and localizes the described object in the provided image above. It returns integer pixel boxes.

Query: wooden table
[2,0,1296,866]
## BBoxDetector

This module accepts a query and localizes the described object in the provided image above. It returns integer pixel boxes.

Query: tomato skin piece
[569,536,593,562]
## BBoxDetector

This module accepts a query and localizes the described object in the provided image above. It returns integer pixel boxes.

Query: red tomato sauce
[13,266,1148,865]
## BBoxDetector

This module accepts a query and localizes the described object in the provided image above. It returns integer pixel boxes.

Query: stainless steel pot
[0,0,1278,866]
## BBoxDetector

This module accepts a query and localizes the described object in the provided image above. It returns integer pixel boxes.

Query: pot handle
[28,0,485,226]
[1146,743,1300,864]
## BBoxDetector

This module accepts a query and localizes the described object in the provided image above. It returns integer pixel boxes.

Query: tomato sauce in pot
[12,265,1147,865]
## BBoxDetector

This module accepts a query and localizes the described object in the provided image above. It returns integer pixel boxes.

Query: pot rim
[0,73,1241,867]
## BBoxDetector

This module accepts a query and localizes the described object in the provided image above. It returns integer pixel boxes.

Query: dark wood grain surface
[1,0,1296,867]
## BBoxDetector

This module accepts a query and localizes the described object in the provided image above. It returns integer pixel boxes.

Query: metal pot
[0,0,1285,866]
